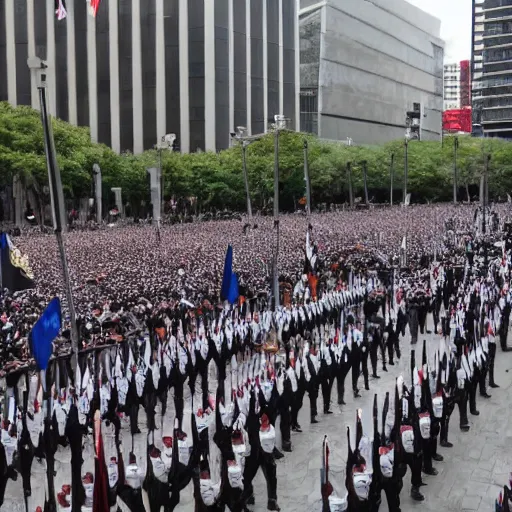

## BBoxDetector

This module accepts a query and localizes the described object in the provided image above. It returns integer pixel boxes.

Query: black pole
[362,160,369,206]
[483,154,491,271]
[389,152,395,206]
[347,162,353,208]
[404,139,408,204]
[453,137,459,204]
[38,86,79,377]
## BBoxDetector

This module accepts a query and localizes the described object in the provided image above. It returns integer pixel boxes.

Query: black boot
[273,447,284,460]
[423,467,438,476]
[411,486,424,501]
[282,440,292,452]
[440,439,453,448]
[432,453,444,462]
[470,408,480,416]
[311,415,319,424]
[268,499,281,511]
[353,389,361,398]
[292,423,302,433]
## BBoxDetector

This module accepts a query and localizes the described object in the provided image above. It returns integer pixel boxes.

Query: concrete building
[0,0,300,154]
[299,0,444,144]
[444,63,461,110]
[472,0,512,138]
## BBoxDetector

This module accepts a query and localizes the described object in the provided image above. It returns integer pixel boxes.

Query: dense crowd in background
[0,203,510,512]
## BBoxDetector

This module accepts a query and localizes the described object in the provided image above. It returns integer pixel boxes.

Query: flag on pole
[29,297,61,371]
[0,232,35,292]
[88,0,102,17]
[55,0,67,20]
[220,245,239,304]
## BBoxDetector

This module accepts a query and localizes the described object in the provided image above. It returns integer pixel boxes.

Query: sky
[406,0,472,63]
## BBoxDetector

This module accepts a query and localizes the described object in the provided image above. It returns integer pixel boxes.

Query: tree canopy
[1,101,511,211]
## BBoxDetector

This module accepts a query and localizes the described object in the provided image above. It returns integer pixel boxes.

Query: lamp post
[27,58,79,379]
[361,160,369,206]
[272,114,288,309]
[389,152,395,206]
[304,139,311,216]
[230,126,254,224]
[482,154,491,272]
[453,137,459,205]
[156,134,176,218]
[404,136,409,204]
[347,161,354,208]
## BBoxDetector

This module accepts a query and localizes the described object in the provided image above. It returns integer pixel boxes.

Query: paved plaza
[2,318,512,511]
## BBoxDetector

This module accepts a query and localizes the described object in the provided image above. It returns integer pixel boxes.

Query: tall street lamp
[156,133,176,216]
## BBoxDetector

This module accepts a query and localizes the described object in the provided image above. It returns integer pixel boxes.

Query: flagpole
[29,58,80,379]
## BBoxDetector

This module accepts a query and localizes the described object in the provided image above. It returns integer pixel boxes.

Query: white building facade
[444,62,461,110]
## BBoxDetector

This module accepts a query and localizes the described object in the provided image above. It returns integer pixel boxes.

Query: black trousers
[457,388,470,427]
[469,374,479,413]
[308,378,319,419]
[291,383,305,427]
[278,389,292,444]
[431,417,440,456]
[403,452,423,487]
[440,397,455,443]
[242,450,278,505]
[386,332,400,364]
[351,349,361,392]
[361,347,370,390]
[421,436,433,472]
[320,366,334,412]
[174,379,185,428]
[488,343,497,386]
[381,477,403,512]
[336,360,351,404]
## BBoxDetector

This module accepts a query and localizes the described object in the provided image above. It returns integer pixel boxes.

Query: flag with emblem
[0,232,35,292]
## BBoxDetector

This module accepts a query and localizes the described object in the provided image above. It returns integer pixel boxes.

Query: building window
[300,89,318,135]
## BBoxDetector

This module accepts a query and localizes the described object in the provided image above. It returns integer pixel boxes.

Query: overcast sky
[406,0,472,63]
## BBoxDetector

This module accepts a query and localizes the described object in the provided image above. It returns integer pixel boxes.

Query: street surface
[1,317,511,511]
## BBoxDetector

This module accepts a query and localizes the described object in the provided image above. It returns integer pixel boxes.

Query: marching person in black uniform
[306,341,321,424]
[336,325,352,406]
[397,361,424,502]
[320,336,334,415]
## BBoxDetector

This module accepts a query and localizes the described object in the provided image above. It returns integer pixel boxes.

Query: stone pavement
[2,317,512,512]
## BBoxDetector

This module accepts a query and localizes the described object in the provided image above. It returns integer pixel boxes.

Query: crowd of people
[0,203,510,511]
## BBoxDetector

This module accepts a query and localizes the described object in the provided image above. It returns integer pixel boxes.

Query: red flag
[93,411,109,512]
[88,0,102,17]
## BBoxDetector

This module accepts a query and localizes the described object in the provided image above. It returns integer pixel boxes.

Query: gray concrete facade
[299,0,444,144]
[1,0,300,154]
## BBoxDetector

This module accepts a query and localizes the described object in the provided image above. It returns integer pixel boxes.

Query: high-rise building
[299,0,444,144]
[444,63,461,110]
[0,0,300,154]
[472,0,512,137]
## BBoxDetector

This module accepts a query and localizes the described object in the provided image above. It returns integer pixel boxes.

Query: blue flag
[30,297,61,370]
[220,245,239,304]
[227,271,239,305]
[221,245,233,301]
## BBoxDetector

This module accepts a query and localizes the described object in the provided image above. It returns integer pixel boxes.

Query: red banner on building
[443,107,472,133]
